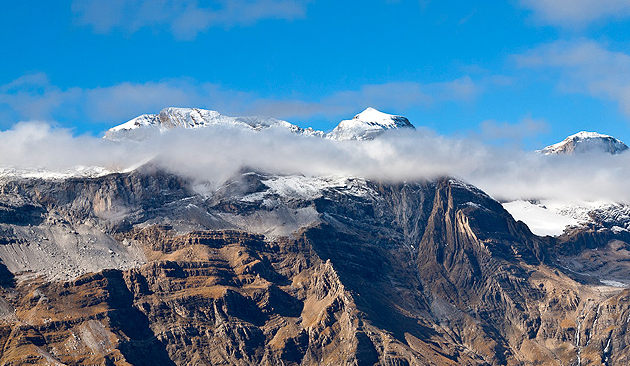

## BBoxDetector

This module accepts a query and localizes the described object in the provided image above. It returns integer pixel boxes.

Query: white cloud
[519,0,630,27]
[72,0,312,39]
[516,40,630,117]
[0,74,482,131]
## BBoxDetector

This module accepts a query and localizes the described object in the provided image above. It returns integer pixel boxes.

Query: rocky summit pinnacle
[539,131,629,155]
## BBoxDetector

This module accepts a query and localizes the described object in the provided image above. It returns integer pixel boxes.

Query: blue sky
[3,0,630,149]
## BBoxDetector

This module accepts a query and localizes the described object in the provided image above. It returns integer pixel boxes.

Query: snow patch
[599,279,628,288]
[262,176,348,199]
[0,166,114,179]
[502,200,581,236]
[502,199,624,236]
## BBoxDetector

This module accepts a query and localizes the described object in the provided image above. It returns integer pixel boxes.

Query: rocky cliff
[0,168,629,365]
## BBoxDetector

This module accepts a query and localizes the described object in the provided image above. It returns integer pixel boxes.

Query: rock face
[0,168,629,365]
[539,131,628,155]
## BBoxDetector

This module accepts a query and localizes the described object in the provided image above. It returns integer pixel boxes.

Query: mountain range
[0,107,629,365]
[105,107,416,141]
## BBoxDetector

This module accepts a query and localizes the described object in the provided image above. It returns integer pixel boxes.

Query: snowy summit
[326,107,415,140]
[539,131,628,155]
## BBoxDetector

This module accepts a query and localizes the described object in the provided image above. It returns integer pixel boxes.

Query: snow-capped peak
[326,107,415,140]
[104,107,323,141]
[353,107,408,127]
[539,131,628,155]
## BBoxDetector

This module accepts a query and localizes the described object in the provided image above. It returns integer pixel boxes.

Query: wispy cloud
[516,40,630,117]
[518,0,630,28]
[476,117,550,147]
[0,74,82,124]
[0,75,261,128]
[246,77,480,120]
[0,74,482,131]
[72,0,312,39]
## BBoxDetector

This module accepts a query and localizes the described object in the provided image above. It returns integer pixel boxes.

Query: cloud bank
[1,121,628,205]
[516,40,630,118]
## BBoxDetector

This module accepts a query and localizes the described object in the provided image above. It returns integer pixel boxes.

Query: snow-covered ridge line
[0,161,150,180]
[0,166,115,180]
[105,107,323,141]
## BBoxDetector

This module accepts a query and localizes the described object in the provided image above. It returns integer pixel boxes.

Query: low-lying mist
[1,121,628,203]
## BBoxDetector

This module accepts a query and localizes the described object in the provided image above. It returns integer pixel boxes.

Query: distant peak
[539,131,628,155]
